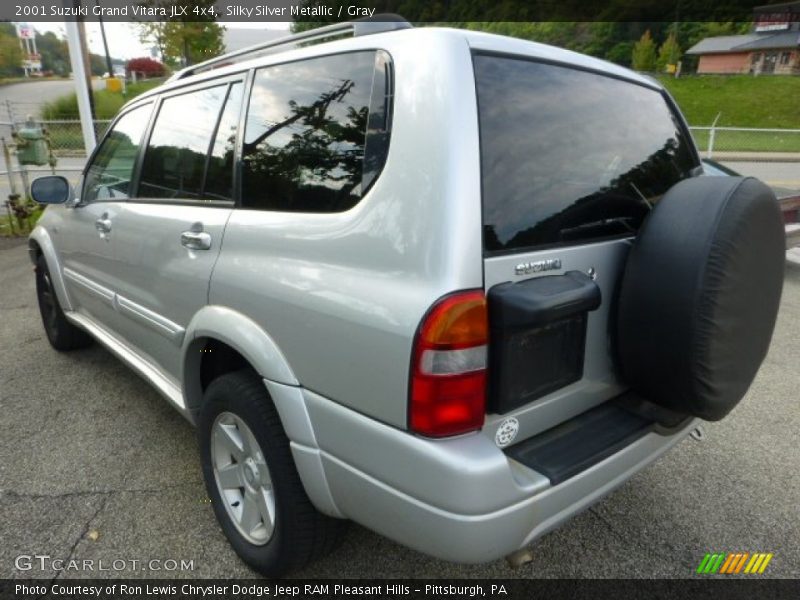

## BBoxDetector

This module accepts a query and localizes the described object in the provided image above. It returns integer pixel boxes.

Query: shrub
[40,79,164,120]
[632,30,658,72]
[125,57,166,79]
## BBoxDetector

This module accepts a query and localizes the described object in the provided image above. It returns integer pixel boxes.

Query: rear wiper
[629,182,653,209]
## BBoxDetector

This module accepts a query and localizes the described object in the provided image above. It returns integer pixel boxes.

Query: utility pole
[77,17,96,122]
[95,0,114,76]
[64,17,96,153]
[16,24,30,77]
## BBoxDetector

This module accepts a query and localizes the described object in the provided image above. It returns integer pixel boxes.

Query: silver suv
[29,18,785,576]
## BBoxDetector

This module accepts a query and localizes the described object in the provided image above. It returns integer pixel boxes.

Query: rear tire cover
[616,176,784,421]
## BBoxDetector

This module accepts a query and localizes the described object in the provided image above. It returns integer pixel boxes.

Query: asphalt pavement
[723,160,800,189]
[0,239,799,579]
[0,79,105,111]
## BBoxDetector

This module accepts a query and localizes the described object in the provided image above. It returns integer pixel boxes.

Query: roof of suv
[128,25,660,110]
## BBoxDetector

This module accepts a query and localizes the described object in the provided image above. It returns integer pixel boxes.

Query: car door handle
[95,217,112,233]
[180,231,212,251]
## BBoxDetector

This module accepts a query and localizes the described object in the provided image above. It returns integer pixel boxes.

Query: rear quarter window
[241,50,392,213]
[474,54,697,254]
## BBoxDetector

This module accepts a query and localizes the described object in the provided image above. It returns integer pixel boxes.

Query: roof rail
[167,14,412,82]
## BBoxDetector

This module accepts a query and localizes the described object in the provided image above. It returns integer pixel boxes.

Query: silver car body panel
[30,224,74,311]
[29,26,699,563]
[480,239,633,443]
[101,202,231,378]
[280,384,698,563]
[211,30,485,428]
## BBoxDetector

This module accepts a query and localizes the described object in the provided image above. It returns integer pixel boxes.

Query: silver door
[100,80,243,379]
[59,102,153,332]
[108,203,231,377]
[57,200,122,327]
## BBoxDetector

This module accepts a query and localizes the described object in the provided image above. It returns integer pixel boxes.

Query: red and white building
[687,2,800,75]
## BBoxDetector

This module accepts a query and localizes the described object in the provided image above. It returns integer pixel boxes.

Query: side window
[138,84,230,201]
[203,83,244,201]
[241,51,391,213]
[83,103,151,203]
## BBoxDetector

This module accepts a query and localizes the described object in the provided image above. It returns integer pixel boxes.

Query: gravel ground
[1,241,798,579]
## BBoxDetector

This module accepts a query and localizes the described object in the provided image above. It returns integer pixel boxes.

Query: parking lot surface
[1,239,798,579]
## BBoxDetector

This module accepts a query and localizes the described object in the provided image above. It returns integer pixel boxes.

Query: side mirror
[30,176,74,205]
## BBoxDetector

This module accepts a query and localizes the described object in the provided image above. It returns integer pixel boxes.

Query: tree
[136,21,168,63]
[0,24,23,78]
[605,41,635,66]
[163,20,225,67]
[89,53,107,76]
[631,29,657,72]
[35,31,70,76]
[134,0,224,67]
[657,32,682,72]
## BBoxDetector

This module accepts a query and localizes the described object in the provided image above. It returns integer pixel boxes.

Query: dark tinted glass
[204,82,243,201]
[241,52,381,213]
[362,52,392,192]
[474,55,697,253]
[83,103,151,203]
[139,85,227,200]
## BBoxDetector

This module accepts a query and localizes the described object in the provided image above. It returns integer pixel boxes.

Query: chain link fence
[2,96,799,236]
[0,100,113,235]
[8,123,799,161]
[689,126,800,159]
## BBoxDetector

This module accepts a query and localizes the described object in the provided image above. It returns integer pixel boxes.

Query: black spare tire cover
[616,176,784,421]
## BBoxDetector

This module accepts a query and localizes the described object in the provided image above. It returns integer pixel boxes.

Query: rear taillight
[409,290,488,437]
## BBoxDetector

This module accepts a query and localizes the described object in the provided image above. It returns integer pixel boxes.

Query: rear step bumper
[269,381,699,564]
[505,402,656,485]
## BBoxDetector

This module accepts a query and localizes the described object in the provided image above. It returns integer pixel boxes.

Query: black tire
[616,176,785,421]
[198,369,345,577]
[35,255,93,351]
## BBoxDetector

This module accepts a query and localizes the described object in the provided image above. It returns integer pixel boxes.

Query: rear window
[474,55,697,254]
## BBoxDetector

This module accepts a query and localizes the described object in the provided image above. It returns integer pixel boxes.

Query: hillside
[658,75,800,129]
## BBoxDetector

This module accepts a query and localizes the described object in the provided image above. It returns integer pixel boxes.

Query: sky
[29,21,290,60]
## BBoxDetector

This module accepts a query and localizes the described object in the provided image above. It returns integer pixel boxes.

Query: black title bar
[3,579,800,600]
[3,0,796,23]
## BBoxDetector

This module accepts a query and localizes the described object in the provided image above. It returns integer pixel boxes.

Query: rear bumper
[267,380,697,563]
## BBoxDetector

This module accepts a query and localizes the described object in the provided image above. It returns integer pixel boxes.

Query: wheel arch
[29,226,74,311]
[182,307,344,518]
[182,306,298,417]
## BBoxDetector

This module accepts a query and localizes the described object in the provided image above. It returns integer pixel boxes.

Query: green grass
[41,78,165,120]
[36,74,800,154]
[689,129,800,153]
[41,79,161,154]
[47,121,110,157]
[658,75,800,129]
[0,205,43,237]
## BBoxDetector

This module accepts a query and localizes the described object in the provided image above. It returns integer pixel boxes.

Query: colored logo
[696,552,774,575]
